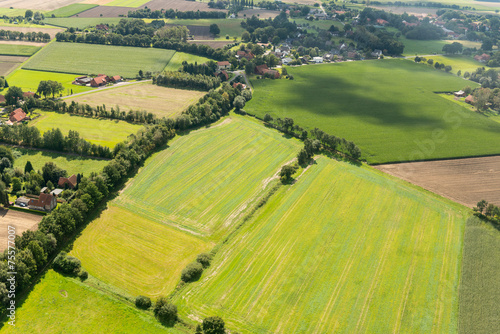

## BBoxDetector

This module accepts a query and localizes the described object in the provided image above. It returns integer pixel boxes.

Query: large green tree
[5,86,23,105]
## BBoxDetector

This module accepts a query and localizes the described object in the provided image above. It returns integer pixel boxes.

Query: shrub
[181,262,203,282]
[135,295,152,309]
[77,269,88,280]
[53,252,81,276]
[196,253,212,268]
[154,297,177,324]
[202,316,226,334]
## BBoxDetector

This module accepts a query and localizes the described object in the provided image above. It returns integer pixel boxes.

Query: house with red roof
[91,75,107,87]
[9,108,27,123]
[58,174,78,189]
[28,193,57,212]
[217,61,231,71]
[376,18,388,26]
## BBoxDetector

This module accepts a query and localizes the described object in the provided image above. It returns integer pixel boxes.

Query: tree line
[181,61,218,76]
[0,30,50,42]
[153,71,221,91]
[474,200,500,227]
[128,8,226,19]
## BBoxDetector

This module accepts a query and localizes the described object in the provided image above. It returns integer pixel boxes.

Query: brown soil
[375,156,500,208]
[0,209,43,252]
[0,40,46,47]
[0,55,28,76]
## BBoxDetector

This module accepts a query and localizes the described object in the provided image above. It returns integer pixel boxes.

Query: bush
[196,253,212,268]
[135,295,152,309]
[181,262,203,282]
[154,297,177,324]
[77,269,88,280]
[202,316,226,334]
[53,252,81,276]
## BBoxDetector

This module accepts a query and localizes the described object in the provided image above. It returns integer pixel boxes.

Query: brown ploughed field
[0,209,43,252]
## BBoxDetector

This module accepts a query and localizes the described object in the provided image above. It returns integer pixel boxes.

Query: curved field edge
[175,156,468,333]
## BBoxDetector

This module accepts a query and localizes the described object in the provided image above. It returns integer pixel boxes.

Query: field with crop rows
[246,59,500,164]
[114,115,302,241]
[30,110,142,148]
[43,17,125,29]
[0,44,40,56]
[176,156,467,333]
[22,42,176,78]
[46,4,98,17]
[6,69,94,94]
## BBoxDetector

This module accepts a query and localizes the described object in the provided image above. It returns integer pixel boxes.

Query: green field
[0,8,33,16]
[5,69,94,95]
[163,51,212,71]
[0,44,40,56]
[43,17,126,29]
[162,19,246,39]
[114,115,302,241]
[71,205,212,298]
[0,270,184,334]
[30,110,143,148]
[13,148,109,176]
[400,38,483,56]
[104,0,151,7]
[22,42,176,78]
[176,156,467,333]
[246,59,500,164]
[414,55,484,74]
[458,217,500,333]
[46,4,98,18]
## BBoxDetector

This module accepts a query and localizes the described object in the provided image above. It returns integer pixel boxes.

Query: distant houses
[73,74,122,87]
[255,64,280,79]
[217,61,231,71]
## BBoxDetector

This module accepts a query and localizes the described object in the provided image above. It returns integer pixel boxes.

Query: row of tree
[474,200,500,226]
[0,30,50,42]
[128,8,226,19]
[153,71,221,91]
[181,61,218,76]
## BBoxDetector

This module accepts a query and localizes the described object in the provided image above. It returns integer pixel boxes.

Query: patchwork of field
[375,156,500,208]
[0,270,184,334]
[163,51,212,71]
[246,59,500,164]
[30,110,143,148]
[103,0,150,7]
[13,148,109,176]
[68,82,205,118]
[0,44,40,57]
[22,42,176,78]
[162,19,245,39]
[0,56,28,76]
[71,205,212,297]
[176,156,467,333]
[458,217,500,334]
[0,0,82,11]
[142,0,226,12]
[46,3,98,17]
[43,17,125,29]
[6,69,94,95]
[114,115,302,241]
[0,209,42,252]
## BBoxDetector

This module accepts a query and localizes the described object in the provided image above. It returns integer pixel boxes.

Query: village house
[90,75,107,87]
[465,94,475,104]
[106,75,122,83]
[9,108,28,123]
[376,18,389,26]
[282,57,293,65]
[28,193,57,212]
[474,53,490,63]
[312,57,323,63]
[255,64,280,79]
[74,76,93,86]
[236,50,255,60]
[58,174,78,189]
[50,188,64,197]
[217,61,231,71]
[216,70,229,81]
[371,49,383,57]
[233,82,247,89]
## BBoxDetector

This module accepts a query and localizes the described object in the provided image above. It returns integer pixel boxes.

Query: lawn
[103,0,151,7]
[70,205,212,298]
[0,270,184,334]
[4,69,94,95]
[67,82,205,118]
[13,148,109,176]
[458,217,500,334]
[22,42,176,78]
[175,156,467,334]
[0,44,40,56]
[46,4,98,18]
[43,17,126,29]
[163,51,212,72]
[413,55,484,74]
[29,110,143,148]
[246,59,500,164]
[114,115,302,241]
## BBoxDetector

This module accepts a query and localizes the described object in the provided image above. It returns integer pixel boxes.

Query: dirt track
[0,209,42,252]
[375,156,500,208]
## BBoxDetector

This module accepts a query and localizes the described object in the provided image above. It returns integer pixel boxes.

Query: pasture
[375,155,500,208]
[22,42,176,78]
[412,55,483,74]
[458,217,500,334]
[160,19,245,39]
[0,270,184,334]
[43,17,125,29]
[68,82,205,118]
[0,209,42,252]
[5,69,94,95]
[163,51,212,72]
[114,115,302,241]
[30,110,142,148]
[176,156,467,334]
[0,44,40,56]
[246,59,500,164]
[46,4,98,17]
[0,0,82,11]
[71,205,212,298]
[13,148,109,176]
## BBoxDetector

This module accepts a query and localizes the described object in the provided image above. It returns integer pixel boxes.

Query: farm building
[28,193,57,212]
[255,64,270,75]
[58,175,77,189]
[74,76,93,85]
[465,94,475,104]
[107,75,122,83]
[236,50,255,60]
[454,90,466,97]
[312,57,324,63]
[91,75,107,87]
[9,108,28,123]
[50,189,64,197]
[217,61,231,71]
[15,196,30,207]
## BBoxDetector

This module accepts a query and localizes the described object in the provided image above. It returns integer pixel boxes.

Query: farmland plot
[0,55,28,76]
[6,69,94,95]
[0,209,42,252]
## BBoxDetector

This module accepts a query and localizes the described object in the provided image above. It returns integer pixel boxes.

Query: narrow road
[229,70,253,91]
[61,79,152,100]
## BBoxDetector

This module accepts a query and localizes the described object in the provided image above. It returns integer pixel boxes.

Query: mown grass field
[13,148,108,176]
[162,19,245,39]
[0,44,40,56]
[114,115,302,241]
[43,17,125,29]
[68,82,205,118]
[30,110,142,148]
[5,69,94,95]
[0,270,184,334]
[246,59,500,164]
[400,37,483,56]
[411,55,484,74]
[163,51,212,72]
[46,4,98,17]
[458,217,500,334]
[104,0,151,7]
[22,42,176,78]
[71,205,212,298]
[176,156,467,334]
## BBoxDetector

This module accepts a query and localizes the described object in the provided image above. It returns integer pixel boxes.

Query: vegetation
[176,156,467,333]
[0,44,40,57]
[46,4,98,18]
[153,71,221,91]
[163,52,212,72]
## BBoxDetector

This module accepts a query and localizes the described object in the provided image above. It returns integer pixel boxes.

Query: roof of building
[112,75,121,81]
[217,61,230,66]
[92,76,106,85]
[29,193,55,208]
[50,188,64,196]
[58,174,77,188]
[9,108,27,123]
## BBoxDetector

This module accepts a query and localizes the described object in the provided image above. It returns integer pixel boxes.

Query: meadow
[103,0,151,7]
[162,19,245,40]
[176,156,467,334]
[246,59,500,164]
[45,4,98,17]
[5,69,94,95]
[401,37,483,56]
[412,55,484,74]
[163,51,212,72]
[70,205,212,298]
[43,17,125,29]
[30,110,142,148]
[0,44,40,56]
[13,148,109,176]
[114,115,302,241]
[458,217,500,333]
[22,42,176,78]
[68,82,205,118]
[0,270,184,334]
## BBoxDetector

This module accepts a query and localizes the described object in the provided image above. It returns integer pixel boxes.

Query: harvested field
[68,82,205,118]
[0,209,43,252]
[141,0,226,12]
[189,40,231,48]
[0,55,28,76]
[71,6,134,17]
[0,26,64,39]
[375,155,500,208]
[81,0,116,4]
[0,40,46,47]
[104,0,150,7]
[0,0,82,11]
[46,3,98,17]
[239,8,280,19]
